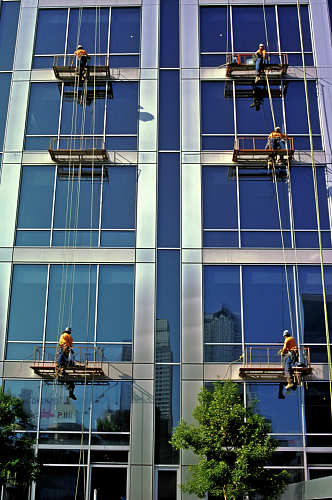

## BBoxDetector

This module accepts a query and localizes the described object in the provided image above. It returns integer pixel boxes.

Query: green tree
[0,386,41,488]
[170,380,289,500]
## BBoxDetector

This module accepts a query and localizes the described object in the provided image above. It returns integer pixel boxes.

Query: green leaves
[170,380,289,500]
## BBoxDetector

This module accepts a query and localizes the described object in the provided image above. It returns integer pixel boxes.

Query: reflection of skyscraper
[204,304,242,361]
[155,319,173,421]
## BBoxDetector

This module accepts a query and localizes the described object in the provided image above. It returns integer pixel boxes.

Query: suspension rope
[296,0,332,419]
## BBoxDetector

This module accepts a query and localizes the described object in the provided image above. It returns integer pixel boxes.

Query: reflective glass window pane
[268,452,303,467]
[38,449,87,465]
[156,250,180,363]
[232,6,278,53]
[60,86,105,136]
[203,231,239,248]
[90,434,129,446]
[0,73,11,149]
[285,81,320,135]
[34,9,67,55]
[53,178,100,229]
[241,231,292,248]
[35,466,86,500]
[305,383,331,433]
[288,54,314,66]
[99,344,132,362]
[40,382,92,431]
[97,265,134,342]
[106,82,138,134]
[33,56,63,69]
[15,231,51,247]
[236,94,283,135]
[105,136,137,150]
[278,6,312,53]
[157,153,180,248]
[203,167,238,230]
[306,435,332,446]
[3,380,41,430]
[45,265,97,343]
[17,167,55,229]
[242,266,295,343]
[0,2,21,70]
[201,54,227,67]
[6,343,37,361]
[158,471,177,500]
[155,364,180,464]
[26,84,61,135]
[307,454,332,466]
[101,167,136,229]
[159,70,180,150]
[200,7,231,53]
[297,267,332,345]
[204,266,242,344]
[246,383,302,433]
[160,0,179,68]
[24,137,54,151]
[108,55,139,67]
[91,381,131,432]
[7,265,47,342]
[110,8,140,53]
[202,136,235,151]
[240,179,290,230]
[201,82,234,134]
[67,8,109,54]
[205,344,243,363]
[272,435,303,447]
[52,231,99,247]
[291,167,329,230]
[295,231,331,249]
[90,450,128,463]
[100,231,135,247]
[39,433,89,445]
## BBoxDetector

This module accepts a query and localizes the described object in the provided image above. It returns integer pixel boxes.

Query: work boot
[250,102,256,108]
[68,387,77,400]
[285,383,294,390]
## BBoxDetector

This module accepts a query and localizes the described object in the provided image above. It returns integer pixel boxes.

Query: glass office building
[0,0,332,498]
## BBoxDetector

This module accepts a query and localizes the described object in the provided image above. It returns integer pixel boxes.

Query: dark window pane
[34,9,67,55]
[101,167,136,229]
[202,136,235,151]
[60,85,105,135]
[105,136,137,150]
[33,56,62,69]
[97,265,134,342]
[156,250,180,363]
[306,435,332,446]
[90,450,128,463]
[309,469,332,480]
[285,81,320,135]
[26,83,60,135]
[24,137,53,151]
[106,82,138,134]
[3,380,40,430]
[203,167,238,229]
[110,8,140,53]
[45,265,97,343]
[305,383,331,433]
[157,153,180,248]
[108,55,139,67]
[205,345,243,363]
[17,166,55,229]
[278,6,312,53]
[67,8,109,54]
[241,231,292,248]
[15,231,51,247]
[204,266,242,344]
[90,468,127,500]
[35,467,85,500]
[158,70,180,150]
[240,178,290,230]
[53,178,100,229]
[288,54,314,66]
[236,93,283,135]
[293,136,322,150]
[100,231,135,247]
[38,449,87,465]
[295,231,331,249]
[307,453,332,466]
[0,2,21,70]
[268,452,303,467]
[160,0,179,68]
[297,267,332,344]
[7,265,47,342]
[200,7,231,53]
[242,266,295,343]
[233,6,278,53]
[201,82,234,134]
[158,470,177,500]
[203,231,239,248]
[201,54,227,67]
[0,73,12,150]
[291,167,329,230]
[247,383,302,433]
[155,364,180,464]
[91,381,131,432]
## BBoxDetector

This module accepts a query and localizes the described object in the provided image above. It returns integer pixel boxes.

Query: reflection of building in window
[156,319,173,421]
[204,304,241,361]
[119,342,132,362]
[301,293,332,343]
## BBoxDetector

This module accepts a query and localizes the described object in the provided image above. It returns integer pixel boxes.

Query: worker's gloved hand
[277,349,282,355]
[71,349,75,354]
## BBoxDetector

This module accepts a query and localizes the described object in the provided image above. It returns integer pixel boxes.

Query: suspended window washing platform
[30,346,104,379]
[232,137,294,163]
[49,137,108,163]
[238,346,312,382]
[57,165,109,182]
[52,55,114,81]
[225,53,289,78]
[61,83,113,104]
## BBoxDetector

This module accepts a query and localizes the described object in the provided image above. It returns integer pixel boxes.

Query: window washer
[56,327,77,400]
[266,126,287,150]
[254,43,267,82]
[73,44,89,86]
[280,329,299,390]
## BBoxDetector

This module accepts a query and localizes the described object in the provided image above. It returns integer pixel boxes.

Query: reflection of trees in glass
[155,319,179,464]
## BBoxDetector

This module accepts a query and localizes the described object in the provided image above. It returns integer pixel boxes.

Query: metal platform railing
[52,55,112,80]
[49,137,108,163]
[232,137,294,162]
[226,53,288,77]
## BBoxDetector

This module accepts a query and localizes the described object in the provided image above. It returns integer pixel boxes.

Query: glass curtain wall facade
[0,0,332,499]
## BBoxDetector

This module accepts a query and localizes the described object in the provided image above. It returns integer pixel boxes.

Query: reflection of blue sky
[204,266,241,320]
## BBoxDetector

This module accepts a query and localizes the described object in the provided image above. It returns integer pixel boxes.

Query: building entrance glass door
[90,466,127,500]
